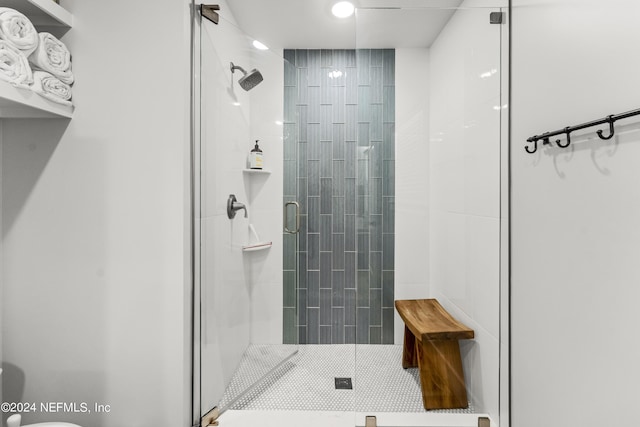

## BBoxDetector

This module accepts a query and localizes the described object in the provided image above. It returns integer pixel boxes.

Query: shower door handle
[284,201,300,234]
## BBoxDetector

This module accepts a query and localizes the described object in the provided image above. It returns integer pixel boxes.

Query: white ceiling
[224,0,465,50]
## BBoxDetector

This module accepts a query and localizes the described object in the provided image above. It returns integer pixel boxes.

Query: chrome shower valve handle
[227,194,247,219]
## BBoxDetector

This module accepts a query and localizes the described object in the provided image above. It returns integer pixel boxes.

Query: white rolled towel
[29,32,73,85]
[0,40,33,88]
[31,70,72,106]
[0,8,39,57]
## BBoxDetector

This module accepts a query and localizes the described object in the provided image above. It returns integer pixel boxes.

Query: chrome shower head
[230,62,263,91]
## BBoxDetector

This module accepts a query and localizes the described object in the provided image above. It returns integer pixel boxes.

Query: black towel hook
[525,137,538,154]
[556,127,572,148]
[596,115,615,140]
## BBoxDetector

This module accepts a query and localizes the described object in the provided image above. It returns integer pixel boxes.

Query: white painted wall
[428,6,502,420]
[512,1,640,426]
[1,0,192,426]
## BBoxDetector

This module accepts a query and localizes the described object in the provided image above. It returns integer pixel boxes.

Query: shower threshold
[217,410,489,427]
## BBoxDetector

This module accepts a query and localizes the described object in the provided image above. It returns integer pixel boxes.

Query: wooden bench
[395,298,474,410]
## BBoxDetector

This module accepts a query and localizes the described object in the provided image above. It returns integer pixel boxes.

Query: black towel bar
[525,108,640,154]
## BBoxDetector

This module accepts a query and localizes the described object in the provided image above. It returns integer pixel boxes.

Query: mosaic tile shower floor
[219,344,475,413]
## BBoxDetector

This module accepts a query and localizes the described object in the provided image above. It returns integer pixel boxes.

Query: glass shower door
[352,3,508,424]
[194,6,298,425]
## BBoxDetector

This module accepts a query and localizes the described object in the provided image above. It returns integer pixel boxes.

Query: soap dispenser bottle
[249,140,263,169]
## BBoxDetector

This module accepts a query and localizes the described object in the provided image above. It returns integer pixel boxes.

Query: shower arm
[230,62,247,76]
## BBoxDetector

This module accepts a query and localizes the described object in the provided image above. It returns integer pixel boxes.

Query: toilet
[6,414,81,427]
[0,370,81,427]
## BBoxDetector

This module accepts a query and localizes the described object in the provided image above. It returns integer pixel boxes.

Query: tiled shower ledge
[219,410,492,427]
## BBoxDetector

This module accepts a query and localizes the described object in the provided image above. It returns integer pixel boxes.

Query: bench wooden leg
[401,325,418,368]
[416,339,468,410]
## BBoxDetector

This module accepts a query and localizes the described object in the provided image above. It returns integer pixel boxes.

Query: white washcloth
[0,8,39,57]
[0,40,33,88]
[29,32,73,85]
[31,70,72,106]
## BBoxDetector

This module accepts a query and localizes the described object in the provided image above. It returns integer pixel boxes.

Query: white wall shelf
[0,80,73,118]
[0,0,74,119]
[243,169,271,175]
[242,242,272,252]
[2,0,73,32]
[242,224,271,252]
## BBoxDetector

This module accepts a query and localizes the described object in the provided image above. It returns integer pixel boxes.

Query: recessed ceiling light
[252,40,269,51]
[332,1,355,18]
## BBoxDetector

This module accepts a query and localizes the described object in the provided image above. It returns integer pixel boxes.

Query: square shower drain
[334,377,353,390]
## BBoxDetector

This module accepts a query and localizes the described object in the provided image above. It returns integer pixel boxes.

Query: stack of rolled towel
[0,7,73,106]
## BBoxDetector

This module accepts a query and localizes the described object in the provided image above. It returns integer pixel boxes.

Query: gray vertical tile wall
[284,49,395,345]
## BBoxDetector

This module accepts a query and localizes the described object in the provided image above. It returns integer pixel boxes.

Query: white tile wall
[247,47,285,345]
[394,48,431,343]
